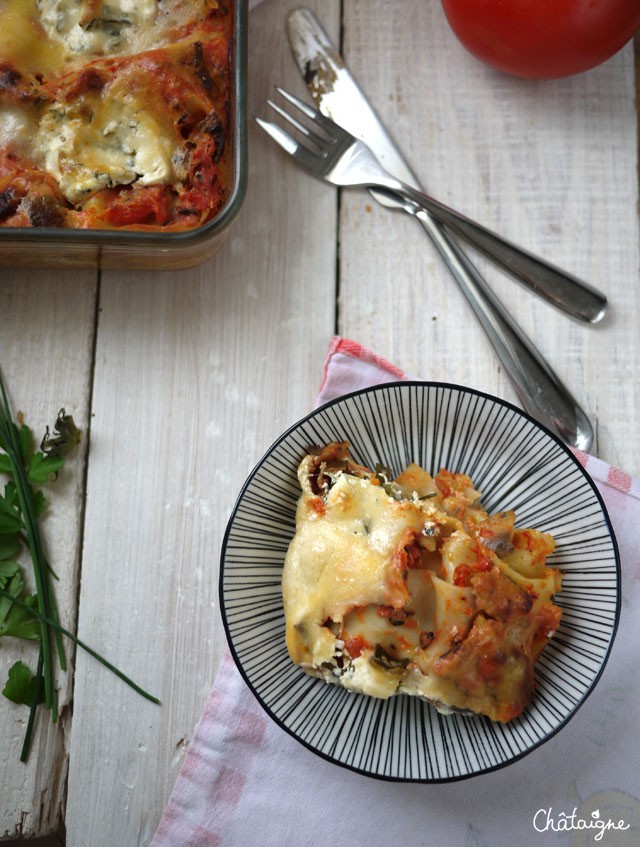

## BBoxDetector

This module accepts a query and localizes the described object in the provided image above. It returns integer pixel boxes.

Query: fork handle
[388,185,607,325]
[413,206,594,450]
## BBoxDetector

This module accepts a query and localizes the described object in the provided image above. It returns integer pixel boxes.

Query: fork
[257,87,606,326]
[257,87,595,451]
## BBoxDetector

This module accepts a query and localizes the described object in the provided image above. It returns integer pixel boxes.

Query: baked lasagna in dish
[282,442,563,723]
[0,0,233,230]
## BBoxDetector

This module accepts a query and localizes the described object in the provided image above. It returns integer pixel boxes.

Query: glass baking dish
[0,0,247,271]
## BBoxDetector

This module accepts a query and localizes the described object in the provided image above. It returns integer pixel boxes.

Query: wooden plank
[0,272,97,839]
[63,2,340,844]
[340,0,640,477]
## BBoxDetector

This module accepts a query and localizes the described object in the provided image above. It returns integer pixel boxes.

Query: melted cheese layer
[35,92,175,203]
[0,0,222,75]
[283,474,426,668]
[37,0,157,61]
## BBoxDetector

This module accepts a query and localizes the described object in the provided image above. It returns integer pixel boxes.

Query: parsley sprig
[0,370,159,762]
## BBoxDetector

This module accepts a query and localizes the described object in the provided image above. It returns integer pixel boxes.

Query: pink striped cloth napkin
[152,337,640,847]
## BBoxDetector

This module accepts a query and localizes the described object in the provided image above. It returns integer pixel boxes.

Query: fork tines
[274,87,336,135]
[256,87,339,160]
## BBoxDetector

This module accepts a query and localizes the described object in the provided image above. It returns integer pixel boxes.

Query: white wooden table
[1,1,638,843]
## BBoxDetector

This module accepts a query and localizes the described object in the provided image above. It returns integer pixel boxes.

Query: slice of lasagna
[282,442,562,723]
[0,0,232,230]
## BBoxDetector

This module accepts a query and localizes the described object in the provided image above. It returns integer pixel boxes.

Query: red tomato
[440,0,640,79]
[99,186,171,227]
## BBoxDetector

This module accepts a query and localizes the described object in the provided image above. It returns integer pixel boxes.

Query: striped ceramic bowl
[219,382,620,782]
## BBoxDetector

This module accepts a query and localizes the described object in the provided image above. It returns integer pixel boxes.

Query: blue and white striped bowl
[219,382,620,782]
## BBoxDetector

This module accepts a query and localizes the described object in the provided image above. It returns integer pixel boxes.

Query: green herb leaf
[0,454,12,475]
[0,568,24,626]
[0,419,20,456]
[0,560,20,581]
[2,661,44,707]
[28,452,66,485]
[32,489,47,518]
[0,593,40,640]
[0,535,21,561]
[0,497,22,535]
[2,481,18,507]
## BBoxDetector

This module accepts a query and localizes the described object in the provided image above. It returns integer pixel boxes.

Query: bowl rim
[0,0,248,248]
[219,380,622,782]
